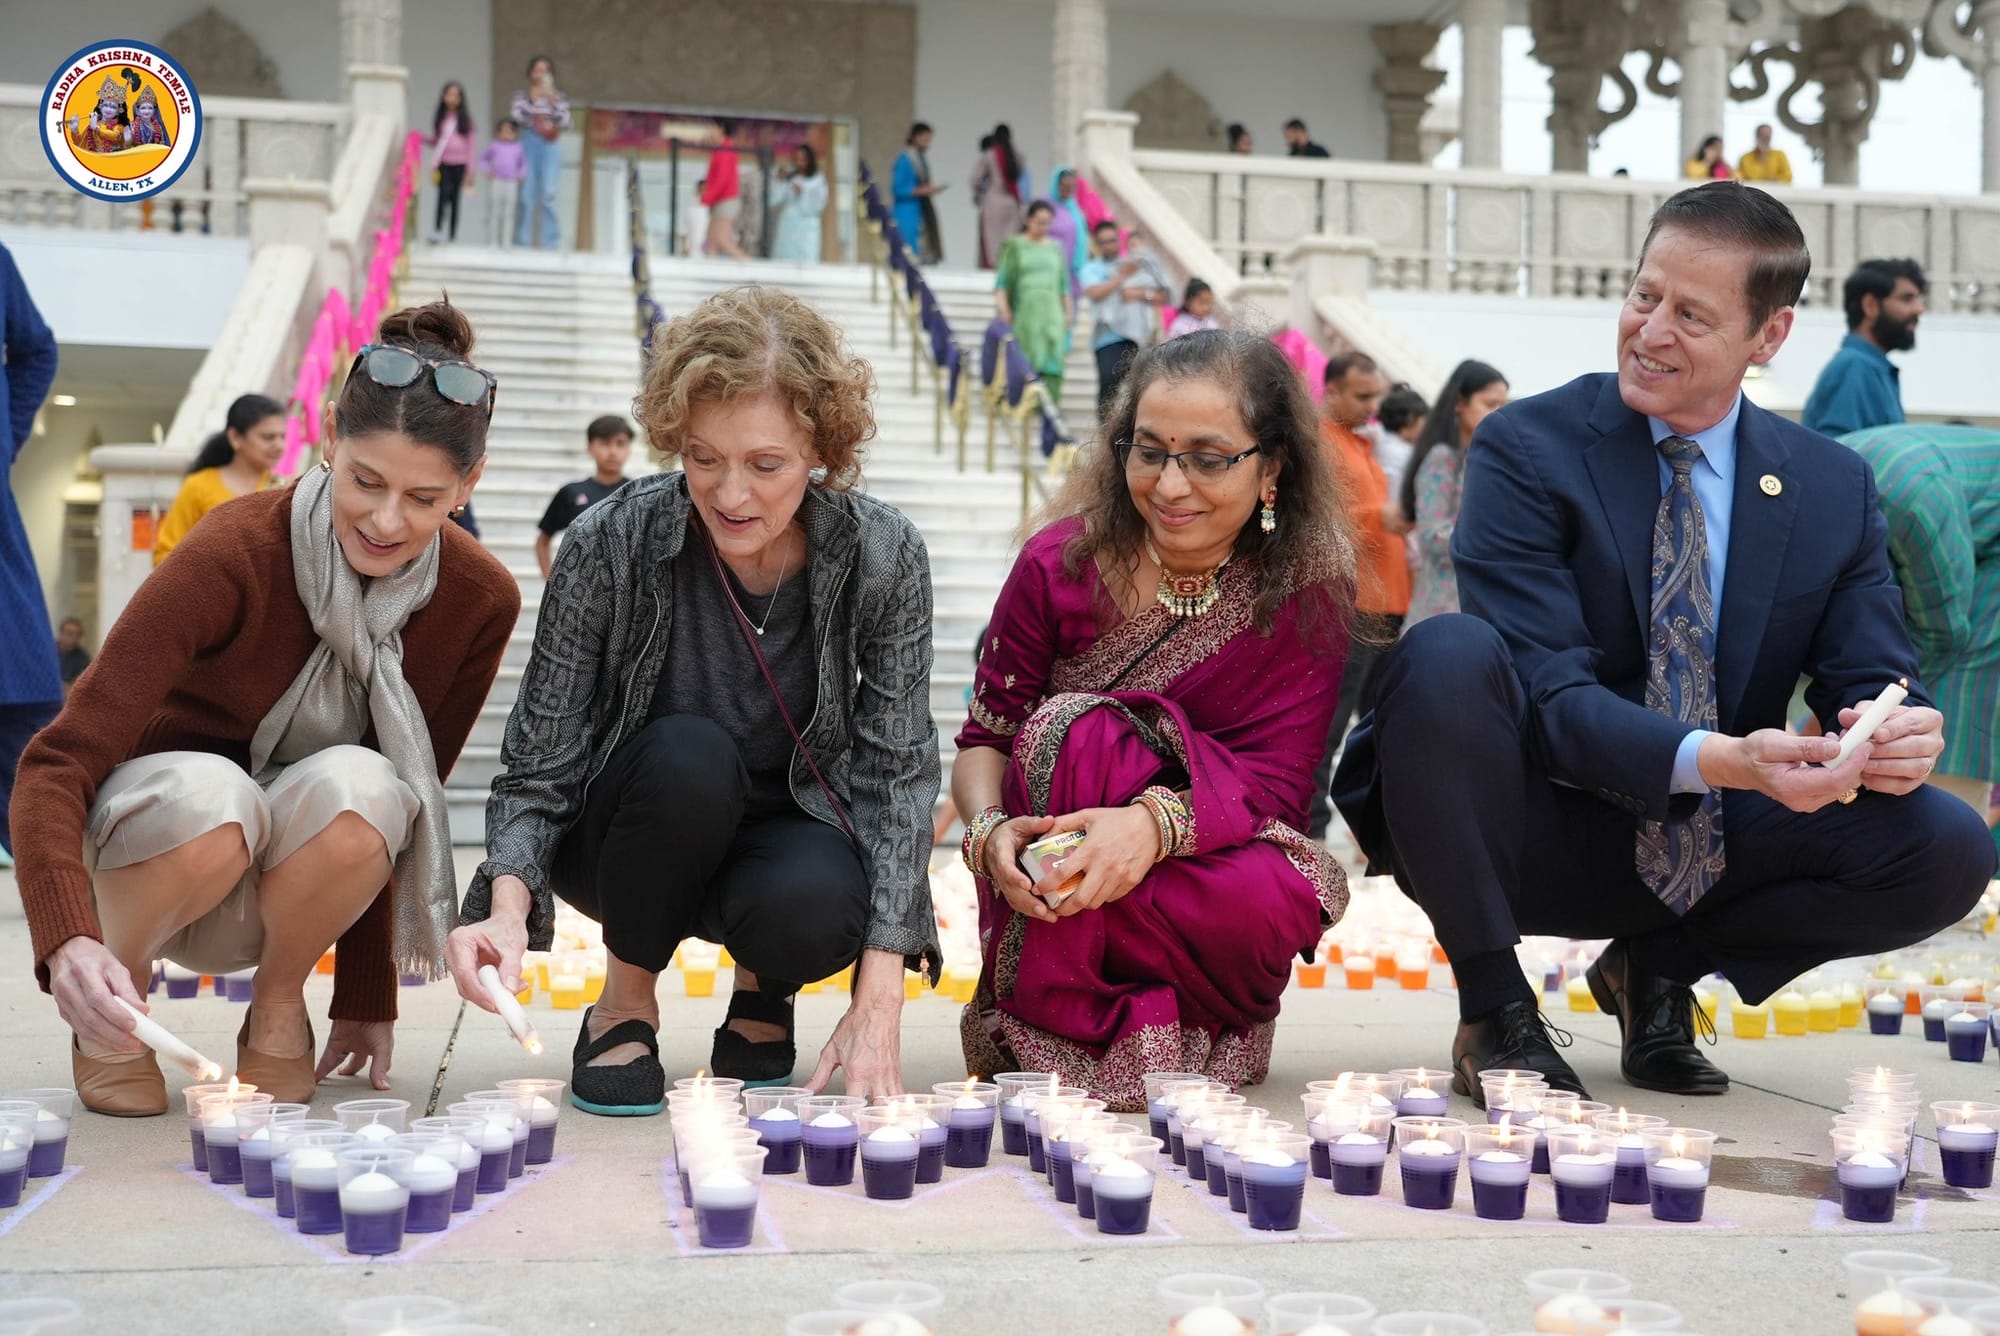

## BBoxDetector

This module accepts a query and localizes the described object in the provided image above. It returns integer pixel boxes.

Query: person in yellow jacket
[1737,123,1793,184]
[152,393,284,566]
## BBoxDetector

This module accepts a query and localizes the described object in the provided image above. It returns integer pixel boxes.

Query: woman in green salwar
[995,201,1075,407]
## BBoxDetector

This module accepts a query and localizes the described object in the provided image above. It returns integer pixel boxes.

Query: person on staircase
[510,55,570,250]
[152,393,285,567]
[701,120,749,261]
[452,286,941,1112]
[995,201,1074,416]
[11,301,518,1116]
[952,329,1354,1109]
[892,122,945,266]
[972,125,1028,270]
[426,81,476,245]
[534,415,633,581]
[770,144,829,264]
[1079,220,1170,421]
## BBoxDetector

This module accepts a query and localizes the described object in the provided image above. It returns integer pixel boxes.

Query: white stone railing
[1126,145,2000,315]
[0,84,346,236]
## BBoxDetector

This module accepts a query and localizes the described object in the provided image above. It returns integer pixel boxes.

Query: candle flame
[1670,1132,1687,1158]
[226,1076,243,1095]
[527,1039,544,1056]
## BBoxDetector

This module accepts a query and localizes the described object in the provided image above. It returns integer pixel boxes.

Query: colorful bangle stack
[962,805,1010,878]
[1132,786,1192,863]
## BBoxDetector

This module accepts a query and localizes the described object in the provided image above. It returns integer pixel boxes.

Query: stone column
[1679,0,1731,163]
[1459,0,1508,169]
[341,0,407,122]
[1050,0,1109,174]
[1373,22,1447,164]
[1924,0,2000,192]
[1529,0,1640,173]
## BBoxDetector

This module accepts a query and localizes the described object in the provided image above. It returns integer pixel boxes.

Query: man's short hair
[59,616,82,630]
[587,414,634,443]
[1842,258,1928,331]
[1284,118,1308,133]
[1639,181,1810,332]
[1323,350,1379,386]
[1092,218,1119,235]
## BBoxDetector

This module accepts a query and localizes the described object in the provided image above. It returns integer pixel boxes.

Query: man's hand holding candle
[1833,698,1944,796]
[446,874,533,1011]
[1697,727,1872,812]
[45,936,148,1056]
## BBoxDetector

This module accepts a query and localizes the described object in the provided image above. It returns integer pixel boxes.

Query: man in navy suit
[1333,183,1995,1101]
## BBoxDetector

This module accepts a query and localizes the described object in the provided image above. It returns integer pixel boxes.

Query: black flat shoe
[1451,999,1589,1106]
[1587,939,1729,1096]
[710,983,797,1088]
[570,1005,666,1116]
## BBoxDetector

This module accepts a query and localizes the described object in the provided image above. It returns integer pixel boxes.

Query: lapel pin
[1759,474,1782,496]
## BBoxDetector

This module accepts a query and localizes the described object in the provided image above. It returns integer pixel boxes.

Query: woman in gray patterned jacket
[447,286,940,1113]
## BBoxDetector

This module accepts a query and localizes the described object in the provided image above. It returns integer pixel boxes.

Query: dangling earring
[1260,492,1277,534]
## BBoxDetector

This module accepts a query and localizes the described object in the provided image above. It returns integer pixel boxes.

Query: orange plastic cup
[315,951,337,976]
[1398,965,1431,991]
[1374,947,1397,978]
[1345,962,1377,991]
[1432,942,1449,965]
[1323,941,1343,965]
[1296,963,1328,989]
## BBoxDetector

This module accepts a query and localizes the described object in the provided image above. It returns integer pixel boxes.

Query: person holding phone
[509,56,570,249]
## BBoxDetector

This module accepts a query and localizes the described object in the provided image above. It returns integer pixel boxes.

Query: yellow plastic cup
[582,967,606,1006]
[904,972,924,1000]
[684,968,717,998]
[1730,1000,1770,1039]
[1772,991,1810,1037]
[718,946,736,969]
[951,974,978,1004]
[1565,977,1598,1013]
[549,970,584,1011]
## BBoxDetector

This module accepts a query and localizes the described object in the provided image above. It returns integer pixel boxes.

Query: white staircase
[402,247,1072,843]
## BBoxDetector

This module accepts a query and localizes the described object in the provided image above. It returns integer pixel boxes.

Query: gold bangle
[1132,792,1174,863]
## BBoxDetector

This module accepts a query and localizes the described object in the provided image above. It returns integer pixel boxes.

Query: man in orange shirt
[1308,351,1410,839]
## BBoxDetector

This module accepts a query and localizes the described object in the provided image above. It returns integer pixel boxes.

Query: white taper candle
[478,965,544,1055]
[111,996,223,1081]
[1832,680,1909,768]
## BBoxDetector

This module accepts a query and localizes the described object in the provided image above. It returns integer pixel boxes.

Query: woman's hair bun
[378,297,476,360]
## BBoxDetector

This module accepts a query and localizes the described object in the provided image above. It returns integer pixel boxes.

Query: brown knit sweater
[10,487,520,1022]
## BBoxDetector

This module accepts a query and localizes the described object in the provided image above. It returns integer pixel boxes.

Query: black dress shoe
[1451,999,1589,1107]
[1586,940,1730,1096]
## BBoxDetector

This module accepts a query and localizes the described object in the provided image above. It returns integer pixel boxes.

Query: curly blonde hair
[633,285,876,488]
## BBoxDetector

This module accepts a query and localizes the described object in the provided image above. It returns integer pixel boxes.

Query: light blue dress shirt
[1649,394,1742,795]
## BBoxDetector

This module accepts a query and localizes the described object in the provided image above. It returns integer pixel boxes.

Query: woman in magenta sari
[952,330,1356,1110]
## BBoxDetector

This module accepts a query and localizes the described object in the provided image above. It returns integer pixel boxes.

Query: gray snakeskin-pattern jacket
[463,471,943,978]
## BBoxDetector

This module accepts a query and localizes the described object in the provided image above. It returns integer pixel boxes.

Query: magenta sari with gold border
[956,520,1350,1110]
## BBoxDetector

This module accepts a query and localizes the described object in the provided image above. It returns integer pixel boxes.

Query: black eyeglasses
[351,344,496,416]
[1115,441,1261,481]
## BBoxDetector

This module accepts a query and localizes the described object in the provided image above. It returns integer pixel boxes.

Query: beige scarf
[248,465,454,979]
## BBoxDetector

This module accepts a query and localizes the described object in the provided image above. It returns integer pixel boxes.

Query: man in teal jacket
[1802,258,1925,436]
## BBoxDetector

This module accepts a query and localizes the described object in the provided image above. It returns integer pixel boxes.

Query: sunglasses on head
[351,343,496,415]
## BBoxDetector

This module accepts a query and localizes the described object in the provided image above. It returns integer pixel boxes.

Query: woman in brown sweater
[10,301,519,1116]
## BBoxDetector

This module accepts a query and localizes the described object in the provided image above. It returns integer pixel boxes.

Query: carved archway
[158,7,286,99]
[1125,70,1222,151]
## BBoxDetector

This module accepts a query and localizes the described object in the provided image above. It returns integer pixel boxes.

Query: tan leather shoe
[235,1009,317,1105]
[72,1039,167,1117]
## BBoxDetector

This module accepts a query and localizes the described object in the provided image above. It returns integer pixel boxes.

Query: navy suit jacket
[1443,371,1926,824]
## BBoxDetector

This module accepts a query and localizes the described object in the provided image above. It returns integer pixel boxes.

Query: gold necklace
[1144,537,1228,618]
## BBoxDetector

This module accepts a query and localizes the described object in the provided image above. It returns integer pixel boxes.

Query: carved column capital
[1735,3,1923,184]
[1373,23,1446,164]
[1530,0,1641,172]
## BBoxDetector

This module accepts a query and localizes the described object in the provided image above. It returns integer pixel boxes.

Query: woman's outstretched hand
[805,948,906,1099]
[446,875,533,1012]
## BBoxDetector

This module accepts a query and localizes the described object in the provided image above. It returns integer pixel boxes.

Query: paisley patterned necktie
[1636,435,1726,913]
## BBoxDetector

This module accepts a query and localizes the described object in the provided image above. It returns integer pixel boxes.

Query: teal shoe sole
[569,1092,664,1117]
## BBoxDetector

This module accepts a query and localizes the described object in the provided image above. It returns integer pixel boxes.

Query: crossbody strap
[697,522,861,849]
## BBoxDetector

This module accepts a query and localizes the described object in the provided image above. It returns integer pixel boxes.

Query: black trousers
[1334,615,1995,1007]
[1307,612,1402,838]
[552,715,869,991]
[435,164,466,239]
[1095,339,1138,420]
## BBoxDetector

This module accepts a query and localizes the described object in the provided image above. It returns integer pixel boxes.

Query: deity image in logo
[66,71,138,154]
[128,84,171,149]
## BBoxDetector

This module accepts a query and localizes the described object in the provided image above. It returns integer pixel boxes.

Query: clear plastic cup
[1373,1315,1488,1336]
[410,1115,486,1213]
[798,1094,865,1187]
[832,1280,946,1320]
[179,1080,254,1174]
[462,1088,533,1177]
[1387,1068,1452,1119]
[1544,1125,1618,1225]
[1463,1123,1535,1221]
[0,1111,35,1210]
[1962,1301,2000,1336]
[857,1104,925,1201]
[3,1088,75,1181]
[1020,1084,1088,1173]
[1846,1066,1920,1092]
[1932,1100,2000,1190]
[1392,1116,1466,1211]
[995,1072,1056,1156]
[1639,1128,1715,1223]
[1844,1248,1949,1335]
[1161,1273,1265,1327]
[675,1074,746,1101]
[1833,1127,1910,1225]
[690,1144,765,1249]
[1237,1130,1312,1231]
[783,1314,873,1336]
[0,1298,83,1333]
[1902,1279,2000,1329]
[234,1101,310,1199]
[1143,1070,1207,1139]
[338,1295,461,1335]
[387,1132,463,1233]
[495,1077,566,1164]
[1577,1300,1682,1333]
[264,1119,340,1220]
[447,1099,525,1195]
[337,1146,414,1256]
[1525,1269,1631,1334]
[1089,1133,1163,1236]
[933,1079,1000,1169]
[1268,1293,1376,1336]
[1312,1073,1407,1112]
[280,1129,357,1235]
[197,1091,273,1186]
[334,1097,412,1143]
[745,1086,813,1176]
[670,1116,758,1207]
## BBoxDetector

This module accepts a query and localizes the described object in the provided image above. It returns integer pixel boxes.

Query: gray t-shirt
[647,541,816,818]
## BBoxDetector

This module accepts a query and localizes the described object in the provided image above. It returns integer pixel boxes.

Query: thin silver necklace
[719,539,793,636]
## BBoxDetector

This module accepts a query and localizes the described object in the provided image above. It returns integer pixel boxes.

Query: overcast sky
[1428,24,1985,193]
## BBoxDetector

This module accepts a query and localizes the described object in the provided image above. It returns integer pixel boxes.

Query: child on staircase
[534,415,634,579]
